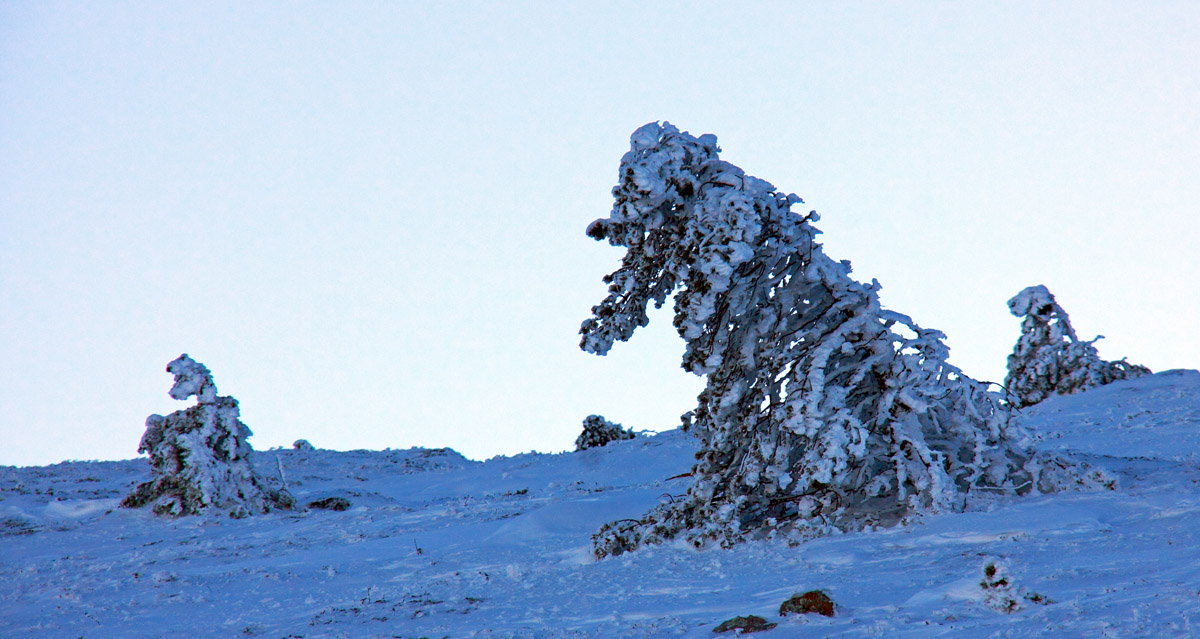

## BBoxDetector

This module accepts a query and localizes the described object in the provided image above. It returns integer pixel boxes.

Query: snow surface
[4,371,1200,637]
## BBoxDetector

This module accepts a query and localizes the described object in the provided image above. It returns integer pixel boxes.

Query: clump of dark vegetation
[308,497,351,512]
[574,414,635,451]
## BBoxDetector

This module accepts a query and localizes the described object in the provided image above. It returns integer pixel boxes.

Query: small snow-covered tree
[122,354,295,517]
[581,123,1073,557]
[575,414,636,451]
[1005,285,1150,408]
[978,559,1049,613]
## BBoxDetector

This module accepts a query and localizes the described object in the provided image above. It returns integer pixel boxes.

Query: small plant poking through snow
[122,354,295,517]
[980,560,1050,613]
[1006,285,1149,407]
[574,415,636,451]
[581,123,1097,558]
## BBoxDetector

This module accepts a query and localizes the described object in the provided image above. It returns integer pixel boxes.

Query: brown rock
[713,614,777,633]
[779,590,835,617]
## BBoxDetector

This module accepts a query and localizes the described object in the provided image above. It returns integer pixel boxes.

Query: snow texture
[1006,285,1150,407]
[2,371,1200,637]
[121,354,294,517]
[574,415,636,451]
[580,123,1090,556]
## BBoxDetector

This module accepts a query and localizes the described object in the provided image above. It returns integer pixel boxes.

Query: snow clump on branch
[1005,285,1149,407]
[581,123,1105,557]
[122,354,295,517]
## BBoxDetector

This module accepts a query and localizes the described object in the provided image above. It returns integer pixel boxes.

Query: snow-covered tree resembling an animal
[1005,285,1150,408]
[580,123,1096,557]
[122,354,295,517]
[575,415,636,451]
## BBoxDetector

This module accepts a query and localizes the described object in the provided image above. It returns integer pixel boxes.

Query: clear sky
[2,2,1197,467]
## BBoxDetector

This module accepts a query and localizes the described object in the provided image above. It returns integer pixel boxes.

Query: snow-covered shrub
[979,560,1049,613]
[574,414,636,451]
[122,354,295,517]
[1006,285,1150,408]
[581,123,1072,557]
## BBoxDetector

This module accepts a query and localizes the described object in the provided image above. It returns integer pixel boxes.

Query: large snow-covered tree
[122,354,295,517]
[1005,285,1150,408]
[581,123,1092,557]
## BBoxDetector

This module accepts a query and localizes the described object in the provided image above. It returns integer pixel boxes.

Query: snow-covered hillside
[4,370,1200,638]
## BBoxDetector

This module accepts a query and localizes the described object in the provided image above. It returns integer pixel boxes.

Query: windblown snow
[4,370,1200,637]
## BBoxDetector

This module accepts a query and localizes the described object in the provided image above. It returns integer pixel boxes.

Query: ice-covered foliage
[581,123,1068,557]
[574,415,636,451]
[122,354,295,517]
[1005,285,1149,408]
[979,560,1049,613]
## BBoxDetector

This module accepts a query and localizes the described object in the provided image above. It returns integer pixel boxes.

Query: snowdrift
[3,370,1200,637]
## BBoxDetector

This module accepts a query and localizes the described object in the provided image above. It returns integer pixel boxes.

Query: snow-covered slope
[4,371,1200,637]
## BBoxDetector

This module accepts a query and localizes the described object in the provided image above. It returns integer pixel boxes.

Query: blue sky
[2,2,1197,466]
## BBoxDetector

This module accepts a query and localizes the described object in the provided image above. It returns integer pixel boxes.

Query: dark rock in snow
[713,614,777,633]
[779,590,835,617]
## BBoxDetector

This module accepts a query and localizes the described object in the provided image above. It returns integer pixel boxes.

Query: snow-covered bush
[574,415,636,451]
[581,123,1074,557]
[122,354,295,517]
[979,560,1049,613]
[1005,285,1150,408]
